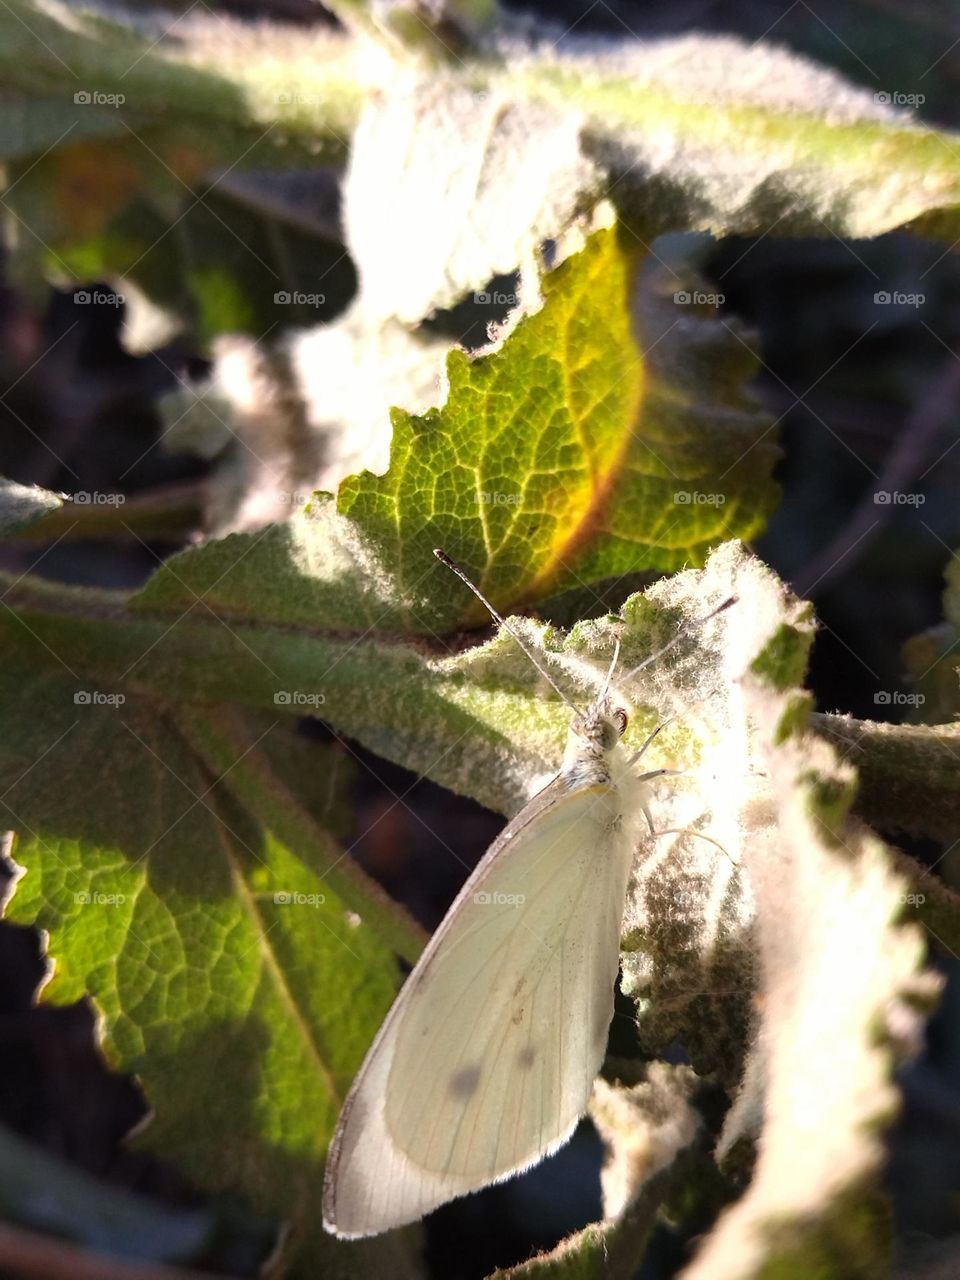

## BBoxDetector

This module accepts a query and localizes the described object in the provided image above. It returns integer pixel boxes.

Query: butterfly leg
[641,802,654,836]
[635,767,684,836]
[636,767,684,786]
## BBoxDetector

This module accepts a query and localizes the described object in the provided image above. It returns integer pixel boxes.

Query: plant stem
[813,712,960,843]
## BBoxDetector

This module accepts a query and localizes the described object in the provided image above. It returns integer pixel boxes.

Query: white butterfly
[322,553,733,1238]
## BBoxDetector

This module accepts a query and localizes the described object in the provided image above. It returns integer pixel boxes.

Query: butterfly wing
[323,770,636,1238]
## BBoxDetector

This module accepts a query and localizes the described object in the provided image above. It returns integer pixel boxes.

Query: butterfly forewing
[386,779,628,1176]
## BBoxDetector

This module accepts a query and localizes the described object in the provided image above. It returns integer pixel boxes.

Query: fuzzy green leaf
[339,226,776,624]
[0,647,420,1278]
[132,225,777,631]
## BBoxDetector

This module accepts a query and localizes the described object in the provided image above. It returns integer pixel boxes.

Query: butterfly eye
[613,708,628,736]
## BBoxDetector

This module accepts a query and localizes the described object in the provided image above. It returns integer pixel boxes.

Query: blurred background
[1,0,959,1276]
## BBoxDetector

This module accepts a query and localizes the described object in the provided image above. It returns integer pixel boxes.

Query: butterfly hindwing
[323,772,635,1237]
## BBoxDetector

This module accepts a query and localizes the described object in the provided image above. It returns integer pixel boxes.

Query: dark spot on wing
[513,976,526,997]
[512,1006,524,1026]
[449,1065,482,1097]
[517,1047,537,1069]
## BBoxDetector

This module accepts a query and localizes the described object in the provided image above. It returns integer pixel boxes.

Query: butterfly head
[570,697,628,755]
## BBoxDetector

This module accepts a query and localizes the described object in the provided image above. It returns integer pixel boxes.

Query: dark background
[1,0,959,1276]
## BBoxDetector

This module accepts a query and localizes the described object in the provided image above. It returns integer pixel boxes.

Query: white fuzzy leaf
[287,310,448,489]
[608,548,943,1280]
[345,79,599,323]
[501,29,947,240]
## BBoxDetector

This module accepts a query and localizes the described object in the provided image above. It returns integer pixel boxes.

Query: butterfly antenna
[620,595,737,684]
[434,549,580,714]
[601,636,621,699]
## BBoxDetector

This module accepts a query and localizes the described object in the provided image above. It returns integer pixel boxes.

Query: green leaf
[339,225,776,624]
[0,646,420,1277]
[0,476,63,536]
[0,0,358,299]
[0,0,359,155]
[812,714,960,845]
[509,34,960,242]
[132,225,778,631]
